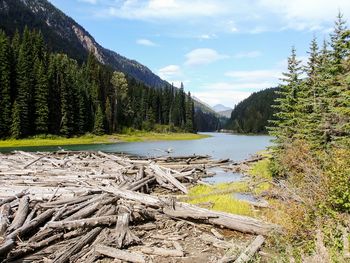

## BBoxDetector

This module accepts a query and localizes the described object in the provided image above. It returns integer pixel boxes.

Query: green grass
[0,131,210,148]
[188,194,254,216]
[185,182,254,216]
[249,158,273,180]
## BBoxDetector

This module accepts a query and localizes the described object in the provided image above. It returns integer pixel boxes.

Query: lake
[0,133,273,162]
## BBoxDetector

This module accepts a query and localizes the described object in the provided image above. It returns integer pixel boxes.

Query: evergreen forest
[0,27,195,139]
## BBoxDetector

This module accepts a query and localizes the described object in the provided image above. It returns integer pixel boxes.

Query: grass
[0,131,210,148]
[185,182,254,216]
[188,194,254,216]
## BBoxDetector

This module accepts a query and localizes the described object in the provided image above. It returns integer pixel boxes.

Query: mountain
[217,109,232,118]
[0,0,167,88]
[212,104,232,113]
[225,87,279,134]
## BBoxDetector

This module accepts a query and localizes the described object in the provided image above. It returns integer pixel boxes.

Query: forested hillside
[0,0,167,88]
[226,88,279,133]
[0,28,195,139]
[268,13,350,259]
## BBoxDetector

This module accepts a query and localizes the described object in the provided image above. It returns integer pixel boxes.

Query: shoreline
[0,132,210,148]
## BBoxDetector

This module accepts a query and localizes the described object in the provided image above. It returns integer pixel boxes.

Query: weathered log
[200,233,233,249]
[95,244,145,263]
[53,227,102,263]
[7,208,55,240]
[23,155,45,169]
[150,163,188,194]
[100,186,276,235]
[47,215,118,230]
[113,211,141,248]
[8,196,30,232]
[64,195,116,221]
[163,202,277,236]
[7,233,64,260]
[234,235,265,263]
[0,239,15,258]
[140,246,184,257]
[0,204,11,236]
[0,191,27,206]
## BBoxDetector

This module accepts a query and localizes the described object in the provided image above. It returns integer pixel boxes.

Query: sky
[49,0,350,108]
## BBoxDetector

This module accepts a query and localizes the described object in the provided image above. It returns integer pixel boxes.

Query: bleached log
[47,215,118,230]
[234,235,265,263]
[140,246,184,257]
[53,227,102,263]
[100,186,276,235]
[23,155,45,169]
[8,196,30,232]
[113,212,141,248]
[150,164,188,194]
[95,244,145,263]
[0,204,11,236]
[0,190,27,206]
[7,208,55,241]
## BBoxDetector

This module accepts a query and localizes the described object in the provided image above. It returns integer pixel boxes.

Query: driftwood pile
[0,151,276,262]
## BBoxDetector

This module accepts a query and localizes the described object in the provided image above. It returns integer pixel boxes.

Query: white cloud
[136,38,157,46]
[197,34,217,40]
[193,80,276,107]
[78,0,97,4]
[234,50,262,59]
[193,90,252,108]
[258,0,350,31]
[185,48,229,66]
[92,0,350,34]
[225,69,282,82]
[104,0,227,21]
[158,65,181,79]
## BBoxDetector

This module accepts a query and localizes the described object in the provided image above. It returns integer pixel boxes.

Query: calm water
[0,133,272,161]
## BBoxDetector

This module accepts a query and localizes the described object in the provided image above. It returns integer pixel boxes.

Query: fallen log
[95,244,145,263]
[140,246,184,257]
[8,196,30,232]
[150,163,188,194]
[0,204,11,236]
[100,186,276,235]
[53,227,102,263]
[7,208,55,240]
[0,190,27,206]
[234,235,265,263]
[47,215,118,230]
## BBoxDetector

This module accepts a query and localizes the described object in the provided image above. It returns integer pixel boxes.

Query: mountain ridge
[0,0,168,88]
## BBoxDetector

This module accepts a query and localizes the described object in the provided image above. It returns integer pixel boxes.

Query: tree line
[269,13,350,212]
[0,27,195,139]
[226,87,279,134]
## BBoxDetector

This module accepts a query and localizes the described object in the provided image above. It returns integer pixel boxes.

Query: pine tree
[34,59,49,133]
[93,104,105,135]
[185,92,194,132]
[105,97,112,133]
[0,30,12,138]
[269,47,303,145]
[15,27,34,137]
[11,100,21,139]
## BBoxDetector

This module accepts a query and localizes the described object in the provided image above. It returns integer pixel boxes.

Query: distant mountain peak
[212,104,232,113]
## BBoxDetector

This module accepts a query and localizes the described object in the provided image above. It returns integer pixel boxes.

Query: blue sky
[49,0,350,108]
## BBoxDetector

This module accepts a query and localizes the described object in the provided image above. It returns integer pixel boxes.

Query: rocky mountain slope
[0,0,167,88]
